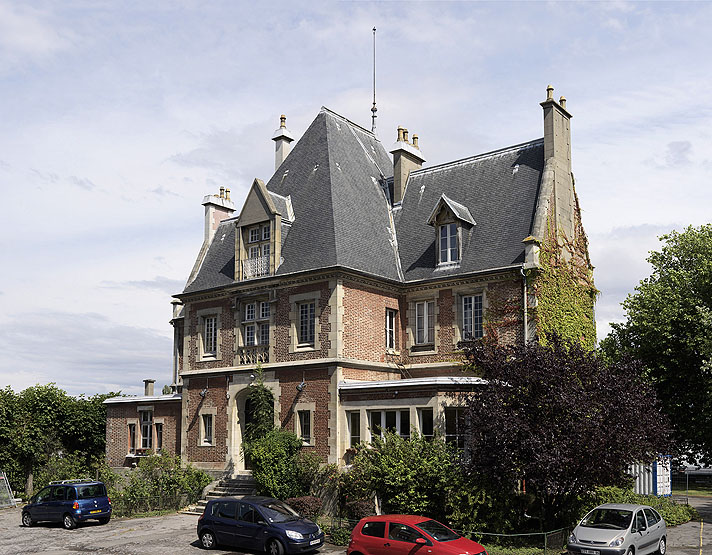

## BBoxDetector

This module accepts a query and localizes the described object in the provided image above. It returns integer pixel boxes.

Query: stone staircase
[182,474,258,515]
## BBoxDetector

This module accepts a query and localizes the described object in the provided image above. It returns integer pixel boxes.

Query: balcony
[238,345,269,365]
[242,255,270,279]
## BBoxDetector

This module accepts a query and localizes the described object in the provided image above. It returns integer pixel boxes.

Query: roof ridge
[320,106,377,139]
[412,138,544,177]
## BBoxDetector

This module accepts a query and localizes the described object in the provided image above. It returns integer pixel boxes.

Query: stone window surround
[126,418,138,454]
[450,285,489,348]
[434,208,462,268]
[385,308,399,354]
[198,406,217,447]
[137,405,154,450]
[288,291,321,353]
[293,401,316,446]
[196,307,222,362]
[406,294,439,355]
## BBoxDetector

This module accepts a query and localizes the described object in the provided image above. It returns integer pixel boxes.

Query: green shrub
[110,453,210,517]
[324,525,352,546]
[584,486,698,526]
[243,428,304,499]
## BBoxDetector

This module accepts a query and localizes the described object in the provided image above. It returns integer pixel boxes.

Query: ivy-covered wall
[531,187,597,350]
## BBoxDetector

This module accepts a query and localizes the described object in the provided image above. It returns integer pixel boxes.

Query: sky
[1,1,711,397]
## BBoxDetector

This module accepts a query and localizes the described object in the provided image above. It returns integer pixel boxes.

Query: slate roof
[394,140,544,282]
[181,109,545,295]
[267,108,400,281]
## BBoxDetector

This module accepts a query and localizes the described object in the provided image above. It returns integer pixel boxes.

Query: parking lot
[1,499,710,555]
[0,507,345,555]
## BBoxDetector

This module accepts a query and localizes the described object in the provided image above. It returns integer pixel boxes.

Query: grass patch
[672,485,712,497]
[481,546,549,555]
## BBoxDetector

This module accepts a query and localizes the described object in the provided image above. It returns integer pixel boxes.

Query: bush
[585,486,698,526]
[243,428,304,499]
[110,453,210,517]
[325,525,352,546]
[285,496,322,519]
[344,498,374,520]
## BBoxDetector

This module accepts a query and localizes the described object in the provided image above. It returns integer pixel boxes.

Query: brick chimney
[202,186,235,244]
[143,379,155,397]
[540,84,575,253]
[389,127,425,204]
[272,114,294,171]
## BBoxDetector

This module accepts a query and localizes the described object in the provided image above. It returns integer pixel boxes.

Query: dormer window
[427,194,475,268]
[439,223,459,264]
[249,227,260,243]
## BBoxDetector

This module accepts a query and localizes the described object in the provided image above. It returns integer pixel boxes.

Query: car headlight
[609,536,625,547]
[568,532,577,544]
[316,525,322,536]
[286,530,305,540]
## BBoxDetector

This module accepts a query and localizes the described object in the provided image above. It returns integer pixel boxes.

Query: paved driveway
[0,507,346,555]
[666,496,711,555]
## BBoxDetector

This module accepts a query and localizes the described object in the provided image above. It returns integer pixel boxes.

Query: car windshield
[417,519,460,542]
[259,501,300,523]
[581,508,632,530]
[77,484,107,499]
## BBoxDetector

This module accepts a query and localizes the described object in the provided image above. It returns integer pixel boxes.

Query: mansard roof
[181,109,546,295]
[266,108,401,281]
[394,140,544,282]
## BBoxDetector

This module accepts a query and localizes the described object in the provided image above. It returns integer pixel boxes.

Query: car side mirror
[416,537,432,545]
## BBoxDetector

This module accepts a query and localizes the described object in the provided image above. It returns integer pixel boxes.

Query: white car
[567,503,667,555]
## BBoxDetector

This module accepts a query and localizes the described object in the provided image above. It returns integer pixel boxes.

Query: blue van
[22,479,112,530]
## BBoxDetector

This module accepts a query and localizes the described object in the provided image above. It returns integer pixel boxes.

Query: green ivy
[532,212,597,351]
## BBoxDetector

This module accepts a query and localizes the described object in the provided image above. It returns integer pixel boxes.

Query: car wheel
[98,517,110,525]
[62,513,77,530]
[625,548,634,555]
[657,536,666,555]
[22,513,33,527]
[267,539,285,555]
[200,530,217,549]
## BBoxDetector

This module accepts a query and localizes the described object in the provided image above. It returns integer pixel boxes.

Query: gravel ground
[0,507,346,555]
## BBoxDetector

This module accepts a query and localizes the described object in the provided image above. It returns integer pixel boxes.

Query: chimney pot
[546,84,554,101]
[397,126,404,142]
[219,186,225,198]
[559,96,566,109]
[412,135,419,149]
[143,379,155,397]
[272,114,295,171]
[225,188,231,201]
[403,129,409,143]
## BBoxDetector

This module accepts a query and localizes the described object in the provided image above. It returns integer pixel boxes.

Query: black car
[197,496,324,554]
[22,479,112,530]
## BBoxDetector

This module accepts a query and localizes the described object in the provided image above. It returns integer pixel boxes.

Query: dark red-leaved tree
[460,334,673,528]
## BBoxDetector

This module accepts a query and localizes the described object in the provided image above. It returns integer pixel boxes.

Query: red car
[347,515,488,555]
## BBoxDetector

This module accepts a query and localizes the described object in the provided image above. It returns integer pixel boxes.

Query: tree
[244,363,274,442]
[600,224,712,463]
[460,334,672,529]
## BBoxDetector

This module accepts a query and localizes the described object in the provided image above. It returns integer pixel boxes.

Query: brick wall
[342,280,402,362]
[187,298,236,370]
[105,400,181,468]
[184,376,229,468]
[277,366,331,461]
[274,282,332,362]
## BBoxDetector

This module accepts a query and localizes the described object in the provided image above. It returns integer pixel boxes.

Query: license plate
[581,550,599,555]
[309,539,321,545]
[90,510,101,514]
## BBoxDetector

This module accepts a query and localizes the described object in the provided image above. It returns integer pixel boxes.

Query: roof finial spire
[371,26,378,134]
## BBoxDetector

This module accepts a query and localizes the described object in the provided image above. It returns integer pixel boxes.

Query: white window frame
[298,301,316,346]
[140,410,153,450]
[262,225,270,241]
[248,227,260,243]
[245,303,256,321]
[259,323,269,346]
[386,309,397,351]
[368,409,411,440]
[298,410,312,445]
[262,243,270,258]
[244,324,256,346]
[415,301,435,345]
[439,223,459,264]
[259,301,270,320]
[249,245,260,259]
[348,411,361,448]
[462,294,484,340]
[418,408,434,440]
[154,422,163,452]
[202,315,218,357]
[201,413,214,446]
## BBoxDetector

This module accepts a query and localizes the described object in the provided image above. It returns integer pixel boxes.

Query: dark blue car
[197,496,324,554]
[22,479,112,530]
